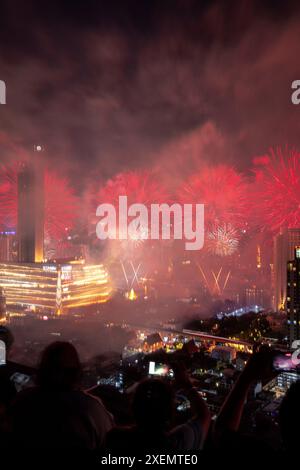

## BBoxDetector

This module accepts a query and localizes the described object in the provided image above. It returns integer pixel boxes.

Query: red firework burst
[92,171,170,244]
[44,172,79,239]
[96,171,170,207]
[178,165,248,229]
[253,147,300,233]
[0,162,19,229]
[0,163,79,239]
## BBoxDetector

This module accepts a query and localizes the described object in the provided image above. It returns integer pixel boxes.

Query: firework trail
[196,262,231,295]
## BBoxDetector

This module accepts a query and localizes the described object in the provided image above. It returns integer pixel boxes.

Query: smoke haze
[1,0,300,192]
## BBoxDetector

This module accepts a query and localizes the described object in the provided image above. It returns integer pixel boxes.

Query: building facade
[17,159,44,263]
[273,229,300,311]
[286,247,300,347]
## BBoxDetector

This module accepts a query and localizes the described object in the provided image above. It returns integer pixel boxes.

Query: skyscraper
[17,150,44,263]
[286,247,300,347]
[273,228,300,311]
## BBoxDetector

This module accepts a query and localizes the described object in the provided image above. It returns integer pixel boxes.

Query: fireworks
[0,164,79,239]
[0,162,18,229]
[97,170,169,207]
[253,147,300,233]
[197,263,231,295]
[121,226,148,249]
[94,171,169,252]
[178,165,248,229]
[44,172,79,239]
[207,224,239,257]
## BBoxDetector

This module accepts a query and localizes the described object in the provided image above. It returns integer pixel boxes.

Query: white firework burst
[207,224,239,257]
[121,225,149,249]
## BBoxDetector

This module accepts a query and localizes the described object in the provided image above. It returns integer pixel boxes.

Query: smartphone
[0,339,6,366]
[148,361,174,377]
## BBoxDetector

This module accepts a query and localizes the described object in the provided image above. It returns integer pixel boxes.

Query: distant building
[286,247,300,346]
[182,339,199,355]
[211,346,236,363]
[274,371,300,394]
[18,159,44,263]
[273,228,300,311]
[143,333,163,353]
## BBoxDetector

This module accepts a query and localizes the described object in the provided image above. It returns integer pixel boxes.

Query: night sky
[1,0,300,191]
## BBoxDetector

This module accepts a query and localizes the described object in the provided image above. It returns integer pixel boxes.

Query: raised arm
[173,363,211,435]
[214,348,273,437]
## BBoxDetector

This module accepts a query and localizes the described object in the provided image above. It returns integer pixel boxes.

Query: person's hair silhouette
[37,341,81,391]
[133,378,173,430]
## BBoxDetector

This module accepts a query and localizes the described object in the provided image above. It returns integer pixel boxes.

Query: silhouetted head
[133,378,173,430]
[37,341,81,391]
[279,380,300,450]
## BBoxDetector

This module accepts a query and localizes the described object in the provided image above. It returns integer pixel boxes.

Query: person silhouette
[107,363,211,451]
[279,380,300,452]
[12,341,114,449]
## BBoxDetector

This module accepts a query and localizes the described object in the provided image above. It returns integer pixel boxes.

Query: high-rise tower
[286,247,300,347]
[17,147,44,263]
[273,228,300,311]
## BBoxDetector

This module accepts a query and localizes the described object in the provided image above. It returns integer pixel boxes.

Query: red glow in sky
[254,147,300,233]
[0,163,79,239]
[178,165,248,230]
[96,170,170,208]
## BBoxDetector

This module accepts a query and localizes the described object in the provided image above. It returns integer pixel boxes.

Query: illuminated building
[273,228,300,311]
[211,346,236,363]
[5,148,112,315]
[143,333,163,353]
[265,371,300,396]
[18,153,44,262]
[0,261,111,315]
[286,247,300,347]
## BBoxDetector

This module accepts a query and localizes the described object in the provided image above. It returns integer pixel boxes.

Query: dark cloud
[1,0,300,191]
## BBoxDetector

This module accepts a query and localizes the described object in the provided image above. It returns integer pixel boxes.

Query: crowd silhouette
[0,325,298,456]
